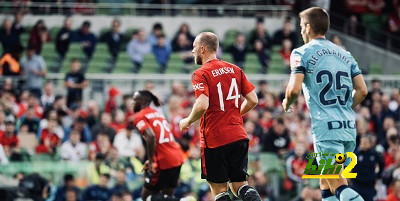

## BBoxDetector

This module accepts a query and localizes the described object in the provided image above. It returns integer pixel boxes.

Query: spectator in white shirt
[61,129,87,162]
[40,81,55,109]
[113,123,144,160]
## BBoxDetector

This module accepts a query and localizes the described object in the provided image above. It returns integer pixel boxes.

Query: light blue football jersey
[290,38,362,142]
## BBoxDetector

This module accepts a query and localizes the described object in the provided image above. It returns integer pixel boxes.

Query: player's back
[292,38,362,142]
[134,107,183,170]
[192,59,255,148]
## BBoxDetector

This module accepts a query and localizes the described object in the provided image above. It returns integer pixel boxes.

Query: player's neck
[202,54,217,64]
[311,34,326,40]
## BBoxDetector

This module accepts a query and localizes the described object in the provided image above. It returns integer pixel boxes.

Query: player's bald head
[195,32,219,53]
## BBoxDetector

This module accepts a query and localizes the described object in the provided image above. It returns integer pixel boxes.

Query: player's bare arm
[283,73,304,112]
[351,74,368,109]
[179,94,209,131]
[240,90,258,115]
[143,127,156,173]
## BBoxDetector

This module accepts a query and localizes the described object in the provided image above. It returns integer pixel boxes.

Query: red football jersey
[0,131,19,147]
[192,59,255,148]
[134,107,183,170]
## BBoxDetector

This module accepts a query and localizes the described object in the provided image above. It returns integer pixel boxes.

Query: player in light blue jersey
[282,7,368,201]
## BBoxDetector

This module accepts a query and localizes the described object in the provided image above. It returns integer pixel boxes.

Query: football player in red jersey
[132,90,184,201]
[179,32,261,201]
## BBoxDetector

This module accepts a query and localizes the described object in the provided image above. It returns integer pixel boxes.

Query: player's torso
[140,108,183,169]
[197,60,248,148]
[301,39,356,141]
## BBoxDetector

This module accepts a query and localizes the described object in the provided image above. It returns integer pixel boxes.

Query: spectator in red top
[105,87,119,115]
[347,0,368,15]
[89,132,111,161]
[388,5,400,33]
[285,142,307,191]
[367,0,385,15]
[17,106,41,136]
[36,118,60,154]
[110,110,126,132]
[279,39,292,71]
[0,115,19,157]
[385,127,400,167]
[27,19,50,55]
[244,120,260,152]
[387,180,400,201]
[169,95,184,139]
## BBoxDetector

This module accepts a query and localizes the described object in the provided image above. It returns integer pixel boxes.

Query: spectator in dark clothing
[152,34,171,73]
[0,18,21,55]
[12,12,25,45]
[64,188,80,201]
[54,174,81,201]
[173,33,193,73]
[64,59,87,108]
[254,39,270,74]
[28,19,50,55]
[76,21,96,71]
[63,117,92,143]
[83,173,112,201]
[229,33,247,69]
[262,117,291,158]
[256,80,268,100]
[248,18,273,52]
[17,106,41,136]
[100,19,124,72]
[352,134,384,201]
[273,19,298,48]
[363,78,383,108]
[172,23,195,52]
[0,44,24,76]
[19,173,49,201]
[112,170,129,195]
[92,113,117,143]
[148,22,171,52]
[55,18,73,67]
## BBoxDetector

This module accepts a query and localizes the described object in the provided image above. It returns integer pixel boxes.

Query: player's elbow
[198,101,209,113]
[359,87,368,98]
[248,95,258,107]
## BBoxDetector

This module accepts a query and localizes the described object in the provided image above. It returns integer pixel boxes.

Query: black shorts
[144,165,181,192]
[201,139,249,183]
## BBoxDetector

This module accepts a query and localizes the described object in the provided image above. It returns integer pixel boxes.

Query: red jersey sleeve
[240,70,255,96]
[133,113,151,134]
[192,71,209,98]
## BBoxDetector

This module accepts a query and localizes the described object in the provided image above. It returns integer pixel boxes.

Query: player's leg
[313,140,338,201]
[320,179,338,201]
[160,166,182,197]
[202,146,231,201]
[142,187,157,201]
[228,140,261,201]
[330,141,364,201]
[142,170,162,201]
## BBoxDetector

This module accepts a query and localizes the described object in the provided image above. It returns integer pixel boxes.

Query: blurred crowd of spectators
[1,70,400,201]
[0,12,304,75]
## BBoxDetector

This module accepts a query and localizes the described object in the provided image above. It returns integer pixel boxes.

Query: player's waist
[325,120,356,130]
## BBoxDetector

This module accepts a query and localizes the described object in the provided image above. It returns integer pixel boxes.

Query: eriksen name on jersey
[211,67,235,77]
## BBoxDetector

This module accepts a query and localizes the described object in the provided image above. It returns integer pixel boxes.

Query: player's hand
[179,118,191,132]
[142,160,156,174]
[282,99,293,113]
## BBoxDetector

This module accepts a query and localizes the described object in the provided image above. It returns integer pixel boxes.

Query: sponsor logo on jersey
[193,83,204,91]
